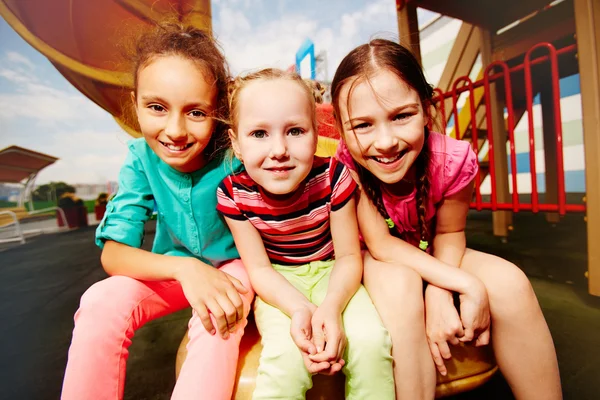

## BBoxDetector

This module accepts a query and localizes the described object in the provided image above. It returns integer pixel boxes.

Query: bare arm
[223,217,315,316]
[101,240,201,281]
[426,180,474,300]
[322,196,362,312]
[355,186,480,294]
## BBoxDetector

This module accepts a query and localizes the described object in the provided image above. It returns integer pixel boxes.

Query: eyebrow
[139,95,213,109]
[343,102,420,127]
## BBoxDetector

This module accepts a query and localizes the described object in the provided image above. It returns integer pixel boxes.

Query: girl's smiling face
[134,55,217,173]
[230,78,317,197]
[338,69,428,186]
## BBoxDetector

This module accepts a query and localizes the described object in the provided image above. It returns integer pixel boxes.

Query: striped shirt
[216,156,357,266]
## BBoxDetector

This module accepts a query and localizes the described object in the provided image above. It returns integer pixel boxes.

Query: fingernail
[210,329,216,335]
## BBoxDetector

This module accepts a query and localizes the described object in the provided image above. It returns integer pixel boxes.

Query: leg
[363,252,436,400]
[172,259,255,400]
[61,276,189,400]
[340,285,395,400]
[252,297,312,400]
[460,249,562,400]
[308,259,395,400]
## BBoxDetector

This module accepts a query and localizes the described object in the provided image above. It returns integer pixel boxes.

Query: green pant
[252,260,395,400]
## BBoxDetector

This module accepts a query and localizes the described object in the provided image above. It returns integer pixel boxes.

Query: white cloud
[0,51,127,184]
[6,51,35,70]
[214,0,397,81]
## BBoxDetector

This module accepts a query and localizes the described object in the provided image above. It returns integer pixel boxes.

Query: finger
[448,335,460,346]
[455,322,465,338]
[460,327,475,342]
[227,275,249,294]
[438,341,452,360]
[227,288,245,325]
[307,360,331,374]
[312,323,325,354]
[192,303,216,335]
[206,299,229,339]
[475,328,491,347]
[216,295,238,332]
[291,330,316,355]
[324,333,341,361]
[428,340,447,376]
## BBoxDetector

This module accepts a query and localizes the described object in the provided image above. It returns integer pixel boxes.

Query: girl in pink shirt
[331,39,561,400]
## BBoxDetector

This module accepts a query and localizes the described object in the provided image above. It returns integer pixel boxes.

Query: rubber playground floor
[0,210,599,399]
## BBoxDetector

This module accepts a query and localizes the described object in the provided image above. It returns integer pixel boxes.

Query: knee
[346,323,392,360]
[77,276,136,321]
[371,265,424,318]
[486,261,538,316]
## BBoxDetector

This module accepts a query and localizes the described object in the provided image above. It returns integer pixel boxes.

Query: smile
[160,141,193,152]
[371,149,407,164]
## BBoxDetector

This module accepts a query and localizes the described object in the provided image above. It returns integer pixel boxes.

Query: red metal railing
[433,42,585,215]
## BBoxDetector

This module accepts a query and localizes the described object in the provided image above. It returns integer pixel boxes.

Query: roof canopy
[0,146,58,184]
[0,0,212,137]
[410,0,554,32]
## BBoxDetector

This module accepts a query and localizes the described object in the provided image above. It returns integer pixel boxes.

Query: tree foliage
[32,182,75,202]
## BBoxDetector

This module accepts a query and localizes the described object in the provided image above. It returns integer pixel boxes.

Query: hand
[425,286,464,376]
[459,278,491,347]
[308,303,346,375]
[175,259,249,339]
[290,306,331,374]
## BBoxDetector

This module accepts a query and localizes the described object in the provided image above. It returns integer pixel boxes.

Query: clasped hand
[425,281,491,376]
[290,304,346,375]
[176,259,249,339]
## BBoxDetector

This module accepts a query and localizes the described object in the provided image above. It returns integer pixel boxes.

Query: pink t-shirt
[336,132,478,250]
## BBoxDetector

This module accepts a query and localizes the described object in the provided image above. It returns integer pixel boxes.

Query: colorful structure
[394,0,599,297]
[0,0,212,136]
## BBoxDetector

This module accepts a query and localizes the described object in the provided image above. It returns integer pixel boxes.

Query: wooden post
[540,88,560,223]
[480,28,513,237]
[396,0,422,64]
[574,0,600,296]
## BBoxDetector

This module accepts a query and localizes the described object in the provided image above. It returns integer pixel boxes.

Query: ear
[228,128,242,160]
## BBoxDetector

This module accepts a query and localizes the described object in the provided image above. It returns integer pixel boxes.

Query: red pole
[524,47,540,212]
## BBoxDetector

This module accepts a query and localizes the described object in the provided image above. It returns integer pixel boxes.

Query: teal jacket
[96,138,241,267]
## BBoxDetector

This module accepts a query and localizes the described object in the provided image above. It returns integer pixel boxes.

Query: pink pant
[61,259,253,400]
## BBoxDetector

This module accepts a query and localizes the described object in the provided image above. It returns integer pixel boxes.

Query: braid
[415,127,431,250]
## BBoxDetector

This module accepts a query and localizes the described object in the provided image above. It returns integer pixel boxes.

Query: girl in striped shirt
[216,68,394,400]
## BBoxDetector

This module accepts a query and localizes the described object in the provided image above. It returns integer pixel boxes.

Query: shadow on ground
[0,210,598,399]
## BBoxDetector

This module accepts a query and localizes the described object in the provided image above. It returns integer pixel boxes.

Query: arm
[225,216,332,373]
[321,196,362,313]
[425,181,473,303]
[308,196,361,374]
[356,187,479,293]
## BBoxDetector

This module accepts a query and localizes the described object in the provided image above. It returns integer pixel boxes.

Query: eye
[148,104,165,113]
[352,122,370,131]
[288,127,304,136]
[250,130,267,139]
[393,113,412,121]
[189,110,206,118]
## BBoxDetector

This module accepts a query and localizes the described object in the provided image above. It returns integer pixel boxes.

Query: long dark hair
[330,39,434,247]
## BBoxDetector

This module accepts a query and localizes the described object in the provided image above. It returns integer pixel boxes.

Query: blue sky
[0,0,436,185]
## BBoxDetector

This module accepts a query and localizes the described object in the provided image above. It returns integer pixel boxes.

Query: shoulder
[427,132,478,197]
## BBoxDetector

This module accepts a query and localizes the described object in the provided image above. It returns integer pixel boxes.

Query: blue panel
[295,39,315,80]
[532,170,586,193]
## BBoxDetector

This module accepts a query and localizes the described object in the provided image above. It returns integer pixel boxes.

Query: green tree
[32,182,75,201]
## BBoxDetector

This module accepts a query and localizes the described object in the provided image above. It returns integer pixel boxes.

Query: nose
[165,113,187,141]
[373,124,399,152]
[269,134,289,159]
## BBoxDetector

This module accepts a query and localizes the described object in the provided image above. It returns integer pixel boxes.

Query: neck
[383,165,417,197]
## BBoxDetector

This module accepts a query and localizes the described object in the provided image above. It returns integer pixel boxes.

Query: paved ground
[0,210,598,399]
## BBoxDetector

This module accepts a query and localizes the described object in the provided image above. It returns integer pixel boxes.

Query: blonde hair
[228,68,325,135]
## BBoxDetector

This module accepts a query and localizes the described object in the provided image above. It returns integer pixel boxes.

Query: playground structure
[0,0,598,397]
[0,146,68,244]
